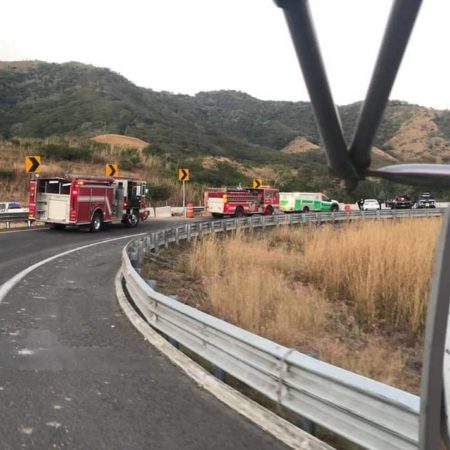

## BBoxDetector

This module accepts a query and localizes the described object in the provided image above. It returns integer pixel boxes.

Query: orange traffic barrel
[344,204,351,212]
[186,202,194,218]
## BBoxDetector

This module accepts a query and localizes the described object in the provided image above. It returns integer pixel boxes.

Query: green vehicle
[280,192,339,213]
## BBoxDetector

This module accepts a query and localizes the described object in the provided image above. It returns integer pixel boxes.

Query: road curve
[0,222,287,449]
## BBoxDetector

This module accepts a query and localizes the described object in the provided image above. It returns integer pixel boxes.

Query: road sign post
[178,169,190,217]
[182,180,186,217]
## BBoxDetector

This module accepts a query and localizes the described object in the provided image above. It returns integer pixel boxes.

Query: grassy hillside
[1,60,450,203]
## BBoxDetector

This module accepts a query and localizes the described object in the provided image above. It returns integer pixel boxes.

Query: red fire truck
[28,175,149,231]
[204,186,279,218]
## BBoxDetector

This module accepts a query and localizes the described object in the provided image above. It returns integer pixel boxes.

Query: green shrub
[0,168,15,180]
[146,184,171,205]
[40,144,93,161]
[119,148,141,170]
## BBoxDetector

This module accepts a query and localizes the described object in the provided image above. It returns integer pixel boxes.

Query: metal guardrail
[0,212,33,229]
[120,208,444,450]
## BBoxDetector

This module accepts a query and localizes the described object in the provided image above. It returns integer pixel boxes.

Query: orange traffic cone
[186,202,194,218]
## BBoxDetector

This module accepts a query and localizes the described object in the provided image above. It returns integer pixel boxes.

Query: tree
[145,185,172,215]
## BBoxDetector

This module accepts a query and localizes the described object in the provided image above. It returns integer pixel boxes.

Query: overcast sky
[1,0,449,109]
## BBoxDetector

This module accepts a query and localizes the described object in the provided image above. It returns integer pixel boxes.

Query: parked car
[0,201,28,214]
[360,199,380,211]
[416,193,436,208]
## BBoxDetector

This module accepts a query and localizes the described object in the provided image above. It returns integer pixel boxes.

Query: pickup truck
[416,193,436,208]
[385,195,414,209]
[0,201,28,214]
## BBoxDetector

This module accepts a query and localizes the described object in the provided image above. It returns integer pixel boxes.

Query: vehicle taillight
[28,180,37,219]
[124,197,128,208]
[222,194,228,203]
[70,187,78,221]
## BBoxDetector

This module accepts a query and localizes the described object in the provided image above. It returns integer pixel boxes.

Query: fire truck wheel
[90,212,103,232]
[125,211,140,227]
[264,205,274,216]
[234,206,244,218]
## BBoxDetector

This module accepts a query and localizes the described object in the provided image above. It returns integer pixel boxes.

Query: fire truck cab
[28,175,149,231]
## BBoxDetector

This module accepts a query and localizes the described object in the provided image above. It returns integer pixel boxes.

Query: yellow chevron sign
[25,156,41,173]
[178,168,190,181]
[105,163,118,177]
[252,178,262,188]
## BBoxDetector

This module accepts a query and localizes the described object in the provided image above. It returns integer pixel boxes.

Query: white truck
[0,201,28,214]
[280,192,339,213]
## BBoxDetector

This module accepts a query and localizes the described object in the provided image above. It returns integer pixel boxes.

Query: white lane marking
[0,232,146,303]
[18,349,34,356]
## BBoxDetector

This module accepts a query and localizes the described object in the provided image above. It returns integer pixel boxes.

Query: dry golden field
[91,134,149,149]
[184,218,442,392]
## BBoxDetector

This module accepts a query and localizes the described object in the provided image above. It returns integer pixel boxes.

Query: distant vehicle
[416,192,436,208]
[204,186,279,218]
[385,194,414,209]
[360,199,380,211]
[0,201,28,214]
[280,192,339,213]
[28,175,149,231]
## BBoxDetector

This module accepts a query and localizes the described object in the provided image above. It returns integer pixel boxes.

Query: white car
[0,201,28,214]
[361,199,380,211]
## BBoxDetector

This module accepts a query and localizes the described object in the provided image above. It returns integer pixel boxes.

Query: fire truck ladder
[274,1,448,448]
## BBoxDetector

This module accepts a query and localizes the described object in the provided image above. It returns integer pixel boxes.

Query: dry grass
[0,138,204,205]
[186,219,442,391]
[275,219,440,335]
[91,134,149,149]
[189,232,328,344]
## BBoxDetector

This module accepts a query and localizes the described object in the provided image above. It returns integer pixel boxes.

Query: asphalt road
[0,221,287,449]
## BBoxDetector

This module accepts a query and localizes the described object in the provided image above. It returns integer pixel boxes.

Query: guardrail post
[154,232,159,253]
[187,224,192,242]
[164,230,169,249]
[212,365,226,382]
[296,417,316,436]
[6,221,10,229]
[149,233,155,251]
[168,337,180,349]
[175,227,180,245]
[137,240,144,266]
